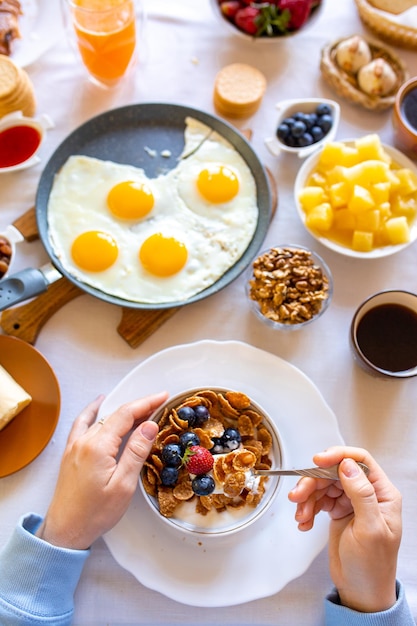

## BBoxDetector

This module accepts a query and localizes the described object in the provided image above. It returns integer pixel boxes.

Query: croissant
[0,0,22,56]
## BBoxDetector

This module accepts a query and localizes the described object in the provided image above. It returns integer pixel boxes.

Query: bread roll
[0,364,32,431]
[368,0,417,14]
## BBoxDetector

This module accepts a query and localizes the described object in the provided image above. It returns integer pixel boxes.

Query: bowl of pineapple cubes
[294,133,417,258]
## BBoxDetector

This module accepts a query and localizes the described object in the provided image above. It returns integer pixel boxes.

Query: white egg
[47,117,259,304]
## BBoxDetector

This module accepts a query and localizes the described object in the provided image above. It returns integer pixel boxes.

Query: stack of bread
[0,53,36,118]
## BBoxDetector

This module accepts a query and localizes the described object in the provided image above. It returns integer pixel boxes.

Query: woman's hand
[37,391,168,550]
[288,446,402,613]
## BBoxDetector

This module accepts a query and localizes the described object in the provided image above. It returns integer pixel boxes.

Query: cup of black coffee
[350,290,417,378]
[392,77,417,161]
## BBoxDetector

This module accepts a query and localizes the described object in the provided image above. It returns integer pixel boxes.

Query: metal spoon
[253,462,370,480]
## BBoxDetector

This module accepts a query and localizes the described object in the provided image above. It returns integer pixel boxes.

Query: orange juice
[70,0,136,85]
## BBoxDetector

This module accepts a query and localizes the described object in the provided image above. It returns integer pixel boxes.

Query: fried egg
[47,117,259,304]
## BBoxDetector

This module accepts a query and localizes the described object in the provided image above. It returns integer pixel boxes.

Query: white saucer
[11,0,65,67]
[100,340,344,607]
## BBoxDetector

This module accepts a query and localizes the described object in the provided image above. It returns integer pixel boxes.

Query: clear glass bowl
[139,387,284,539]
[245,244,333,331]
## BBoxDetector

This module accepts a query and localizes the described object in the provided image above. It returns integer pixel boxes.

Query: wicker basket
[320,36,408,111]
[355,0,417,50]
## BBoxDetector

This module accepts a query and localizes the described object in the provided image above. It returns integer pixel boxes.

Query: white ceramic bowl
[0,225,24,280]
[139,387,284,538]
[245,244,333,331]
[0,112,53,173]
[210,0,323,43]
[265,98,340,159]
[294,140,417,258]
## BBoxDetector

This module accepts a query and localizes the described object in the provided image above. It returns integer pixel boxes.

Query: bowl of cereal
[246,245,333,330]
[294,133,417,258]
[139,387,284,538]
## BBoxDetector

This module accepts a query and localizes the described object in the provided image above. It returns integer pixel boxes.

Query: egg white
[47,118,259,304]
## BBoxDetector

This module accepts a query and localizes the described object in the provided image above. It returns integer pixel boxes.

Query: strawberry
[183,445,214,475]
[219,0,241,19]
[234,6,260,35]
[278,0,312,30]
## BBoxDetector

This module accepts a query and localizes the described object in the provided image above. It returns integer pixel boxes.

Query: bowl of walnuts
[139,387,284,538]
[246,244,333,330]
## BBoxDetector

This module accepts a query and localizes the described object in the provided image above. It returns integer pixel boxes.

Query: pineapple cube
[354,134,391,164]
[395,168,417,196]
[377,202,392,220]
[348,185,375,212]
[329,181,349,208]
[318,142,347,169]
[391,195,417,220]
[338,145,361,167]
[307,171,327,187]
[343,160,391,187]
[372,182,391,204]
[333,208,356,230]
[356,210,381,232]
[298,186,328,212]
[305,203,333,232]
[352,230,373,252]
[385,216,410,244]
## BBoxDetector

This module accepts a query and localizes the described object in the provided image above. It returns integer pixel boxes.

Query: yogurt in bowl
[139,387,284,538]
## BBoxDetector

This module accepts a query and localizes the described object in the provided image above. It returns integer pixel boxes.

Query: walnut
[248,247,330,325]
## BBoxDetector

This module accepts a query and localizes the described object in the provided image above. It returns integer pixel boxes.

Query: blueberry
[179,431,200,451]
[316,103,332,117]
[317,114,333,134]
[291,120,307,138]
[210,437,225,454]
[277,122,290,141]
[311,125,325,142]
[161,466,179,486]
[221,427,242,451]
[192,474,215,496]
[193,405,209,427]
[306,113,318,129]
[282,116,295,127]
[298,132,314,147]
[177,406,196,427]
[161,443,183,468]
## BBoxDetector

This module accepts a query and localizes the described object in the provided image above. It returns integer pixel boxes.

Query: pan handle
[0,268,50,311]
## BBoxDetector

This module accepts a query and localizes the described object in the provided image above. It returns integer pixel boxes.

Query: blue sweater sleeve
[0,513,89,625]
[325,581,415,625]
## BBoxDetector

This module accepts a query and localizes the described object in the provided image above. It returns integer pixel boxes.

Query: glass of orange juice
[66,0,137,87]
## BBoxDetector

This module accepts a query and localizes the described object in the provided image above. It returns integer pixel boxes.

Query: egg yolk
[139,233,188,277]
[71,231,118,272]
[107,181,154,219]
[196,164,239,203]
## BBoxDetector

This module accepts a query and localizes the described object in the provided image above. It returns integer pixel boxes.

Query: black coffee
[356,303,417,372]
[401,87,417,132]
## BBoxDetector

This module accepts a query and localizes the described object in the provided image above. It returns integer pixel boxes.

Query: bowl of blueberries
[139,387,284,539]
[265,97,340,159]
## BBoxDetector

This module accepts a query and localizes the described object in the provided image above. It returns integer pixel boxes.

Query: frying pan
[0,103,272,311]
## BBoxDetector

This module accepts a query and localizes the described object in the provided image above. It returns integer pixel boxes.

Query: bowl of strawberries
[139,387,284,538]
[211,0,323,41]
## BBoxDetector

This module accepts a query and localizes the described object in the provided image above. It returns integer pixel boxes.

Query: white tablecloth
[1,0,417,623]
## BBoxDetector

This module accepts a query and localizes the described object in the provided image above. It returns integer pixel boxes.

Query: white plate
[11,0,65,68]
[99,340,344,607]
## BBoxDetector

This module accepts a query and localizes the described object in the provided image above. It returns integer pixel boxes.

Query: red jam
[0,125,42,168]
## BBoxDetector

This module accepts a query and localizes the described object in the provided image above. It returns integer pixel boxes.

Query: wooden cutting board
[1,165,277,348]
